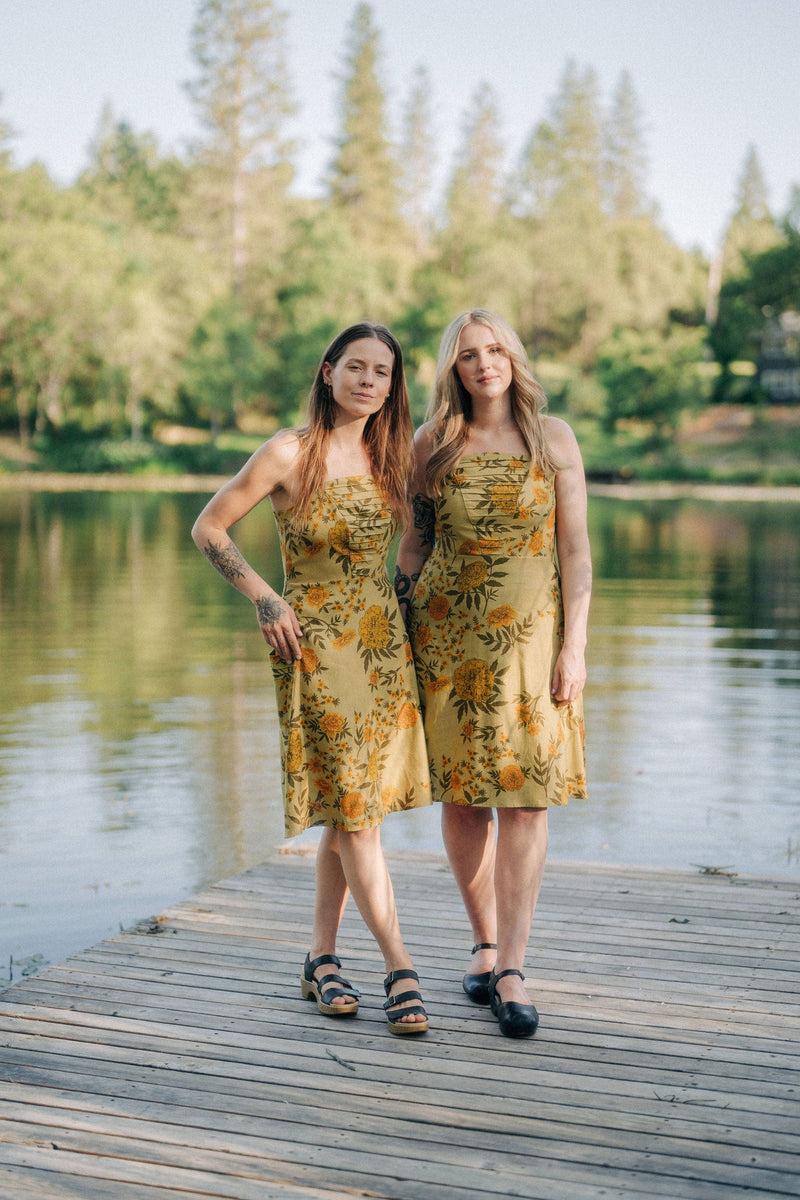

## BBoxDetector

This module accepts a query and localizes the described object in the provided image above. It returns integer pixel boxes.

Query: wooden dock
[0,852,798,1199]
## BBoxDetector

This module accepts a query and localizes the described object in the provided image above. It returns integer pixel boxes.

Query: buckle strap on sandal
[303,952,361,1003]
[383,968,419,992]
[383,987,423,1010]
[471,942,498,953]
[492,967,525,983]
[304,952,341,977]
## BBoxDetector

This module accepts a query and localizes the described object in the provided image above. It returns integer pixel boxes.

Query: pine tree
[327,3,401,241]
[722,145,780,278]
[514,60,606,223]
[604,70,648,220]
[445,84,504,234]
[82,105,186,231]
[186,0,295,292]
[513,61,613,360]
[0,91,15,169]
[400,65,436,251]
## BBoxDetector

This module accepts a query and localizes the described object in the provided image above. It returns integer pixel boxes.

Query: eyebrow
[458,341,501,355]
[343,355,393,369]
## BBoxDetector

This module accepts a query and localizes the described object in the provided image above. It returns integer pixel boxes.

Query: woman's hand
[256,593,303,664]
[551,644,586,706]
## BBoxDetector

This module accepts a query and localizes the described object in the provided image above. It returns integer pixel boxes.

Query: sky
[1,0,798,255]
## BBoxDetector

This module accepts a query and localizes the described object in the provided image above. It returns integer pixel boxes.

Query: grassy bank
[2,405,800,488]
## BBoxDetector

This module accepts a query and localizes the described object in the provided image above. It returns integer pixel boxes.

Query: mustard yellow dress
[271,476,430,837]
[410,453,587,808]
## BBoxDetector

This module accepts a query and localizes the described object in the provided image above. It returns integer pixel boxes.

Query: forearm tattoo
[203,538,247,584]
[394,565,420,625]
[412,493,435,549]
[256,594,284,627]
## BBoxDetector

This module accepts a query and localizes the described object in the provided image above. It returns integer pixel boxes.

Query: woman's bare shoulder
[543,415,581,461]
[413,421,437,455]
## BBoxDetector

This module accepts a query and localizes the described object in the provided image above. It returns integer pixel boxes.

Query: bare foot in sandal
[301,952,360,1016]
[383,968,429,1034]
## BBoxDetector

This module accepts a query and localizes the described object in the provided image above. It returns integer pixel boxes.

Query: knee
[500,807,549,841]
[442,802,494,831]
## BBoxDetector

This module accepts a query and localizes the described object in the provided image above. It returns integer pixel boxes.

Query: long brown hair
[292,322,413,526]
[425,308,559,496]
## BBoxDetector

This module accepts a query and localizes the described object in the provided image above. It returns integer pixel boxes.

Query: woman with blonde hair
[193,322,430,1034]
[395,308,590,1037]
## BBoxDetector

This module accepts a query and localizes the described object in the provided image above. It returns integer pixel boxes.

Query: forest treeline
[1,0,798,476]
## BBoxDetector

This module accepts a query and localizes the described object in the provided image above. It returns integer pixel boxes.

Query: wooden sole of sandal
[300,976,359,1016]
[386,1015,429,1035]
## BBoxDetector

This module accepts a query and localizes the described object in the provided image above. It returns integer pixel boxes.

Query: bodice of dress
[432,454,557,563]
[274,476,395,591]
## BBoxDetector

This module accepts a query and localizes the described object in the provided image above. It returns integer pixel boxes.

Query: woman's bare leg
[308,828,354,1005]
[493,807,549,1005]
[441,803,498,976]
[337,825,426,1023]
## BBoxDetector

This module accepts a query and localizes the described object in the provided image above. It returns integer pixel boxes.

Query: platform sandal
[488,968,539,1039]
[301,953,360,1016]
[462,942,498,1005]
[383,968,429,1035]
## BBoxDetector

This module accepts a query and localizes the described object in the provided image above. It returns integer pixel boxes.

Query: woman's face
[323,337,394,424]
[454,322,513,404]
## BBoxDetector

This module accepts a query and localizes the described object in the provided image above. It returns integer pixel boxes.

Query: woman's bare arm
[547,416,592,705]
[191,433,304,663]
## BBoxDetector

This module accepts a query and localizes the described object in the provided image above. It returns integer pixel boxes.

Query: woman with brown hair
[193,322,430,1034]
[395,309,590,1038]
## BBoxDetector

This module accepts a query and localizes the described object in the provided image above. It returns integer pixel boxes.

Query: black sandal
[462,941,498,1005]
[383,968,429,1035]
[301,952,360,1016]
[489,968,539,1038]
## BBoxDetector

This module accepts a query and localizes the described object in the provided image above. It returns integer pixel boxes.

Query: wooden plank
[2,1112,799,1200]
[1,853,799,1200]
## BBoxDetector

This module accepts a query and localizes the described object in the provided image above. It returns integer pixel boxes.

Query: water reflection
[1,490,798,979]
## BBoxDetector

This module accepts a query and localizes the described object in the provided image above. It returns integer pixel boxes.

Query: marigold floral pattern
[410,454,587,808]
[272,476,430,836]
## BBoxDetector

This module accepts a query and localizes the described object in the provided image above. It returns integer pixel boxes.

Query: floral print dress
[272,476,430,837]
[410,453,587,809]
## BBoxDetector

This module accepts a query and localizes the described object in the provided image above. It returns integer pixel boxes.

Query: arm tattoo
[412,493,435,549]
[256,594,284,627]
[203,538,247,584]
[394,565,420,625]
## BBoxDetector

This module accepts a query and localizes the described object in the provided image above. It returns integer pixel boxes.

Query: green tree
[709,227,800,399]
[597,326,709,441]
[186,0,296,293]
[721,145,780,279]
[0,184,125,442]
[604,70,648,221]
[81,104,187,231]
[182,297,265,436]
[784,184,800,235]
[399,65,436,253]
[513,61,615,360]
[444,84,504,236]
[0,91,15,171]
[99,226,223,439]
[327,3,401,242]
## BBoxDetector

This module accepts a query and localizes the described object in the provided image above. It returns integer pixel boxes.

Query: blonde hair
[292,323,412,527]
[425,308,559,496]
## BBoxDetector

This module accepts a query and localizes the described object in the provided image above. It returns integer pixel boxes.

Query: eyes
[459,345,505,362]
[347,363,390,377]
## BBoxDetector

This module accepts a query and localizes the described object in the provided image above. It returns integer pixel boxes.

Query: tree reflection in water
[0,490,798,975]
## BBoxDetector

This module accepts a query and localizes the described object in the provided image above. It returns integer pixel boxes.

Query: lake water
[1,487,799,984]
